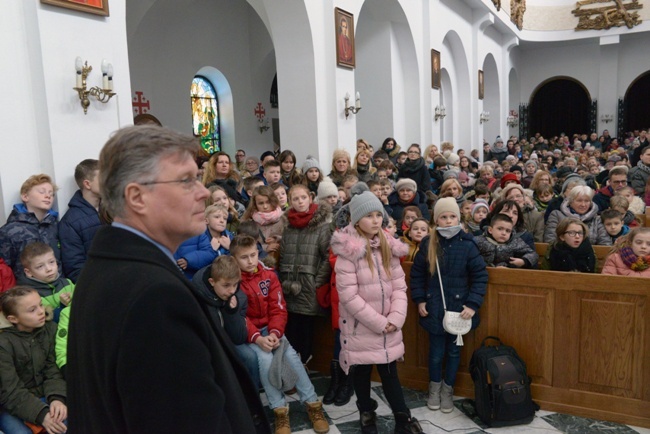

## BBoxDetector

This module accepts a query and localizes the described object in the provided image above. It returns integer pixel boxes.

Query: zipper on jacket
[353,319,359,336]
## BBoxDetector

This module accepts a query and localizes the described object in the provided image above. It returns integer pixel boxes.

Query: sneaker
[427,381,441,410]
[306,401,329,433]
[273,406,291,434]
[441,380,454,413]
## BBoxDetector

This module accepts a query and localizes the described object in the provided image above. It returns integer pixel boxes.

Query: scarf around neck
[619,246,650,271]
[287,203,317,229]
[252,207,283,226]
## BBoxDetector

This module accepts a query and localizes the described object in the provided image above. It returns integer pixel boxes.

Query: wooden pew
[309,265,650,428]
[535,242,612,272]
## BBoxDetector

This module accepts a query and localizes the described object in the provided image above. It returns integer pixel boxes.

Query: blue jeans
[0,410,32,434]
[249,327,318,409]
[428,332,461,386]
[234,343,261,389]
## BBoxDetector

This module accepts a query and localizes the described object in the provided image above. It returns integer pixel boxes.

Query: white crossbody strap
[435,257,446,312]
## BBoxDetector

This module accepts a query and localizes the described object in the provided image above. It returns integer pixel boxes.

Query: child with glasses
[547,218,596,273]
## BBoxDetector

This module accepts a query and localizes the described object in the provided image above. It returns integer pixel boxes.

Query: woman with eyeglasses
[500,184,545,242]
[547,218,596,273]
[396,144,431,194]
[544,186,611,246]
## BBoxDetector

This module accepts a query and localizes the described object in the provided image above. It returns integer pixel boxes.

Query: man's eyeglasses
[140,175,203,191]
[564,231,584,237]
[610,179,627,185]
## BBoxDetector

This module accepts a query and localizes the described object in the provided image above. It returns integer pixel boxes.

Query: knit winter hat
[471,199,489,218]
[500,183,526,201]
[350,191,385,226]
[561,174,586,195]
[349,182,369,198]
[301,155,321,174]
[446,154,460,165]
[268,339,299,392]
[443,170,459,181]
[510,165,523,174]
[317,179,338,200]
[524,160,538,170]
[433,197,460,222]
[395,178,417,193]
[500,173,520,189]
[495,136,503,143]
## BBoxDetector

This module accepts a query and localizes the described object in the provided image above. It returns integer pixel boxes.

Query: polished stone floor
[260,371,650,434]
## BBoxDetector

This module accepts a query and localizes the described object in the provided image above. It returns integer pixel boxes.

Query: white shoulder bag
[436,257,471,346]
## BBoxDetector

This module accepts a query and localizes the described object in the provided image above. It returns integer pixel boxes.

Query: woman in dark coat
[397,144,431,194]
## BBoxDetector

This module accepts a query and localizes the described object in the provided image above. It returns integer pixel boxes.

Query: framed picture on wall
[478,70,484,100]
[431,49,441,89]
[335,7,355,68]
[41,0,109,17]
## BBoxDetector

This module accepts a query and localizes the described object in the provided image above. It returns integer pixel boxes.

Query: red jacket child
[239,261,287,344]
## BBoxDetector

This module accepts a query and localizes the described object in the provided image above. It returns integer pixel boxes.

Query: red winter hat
[500,173,520,189]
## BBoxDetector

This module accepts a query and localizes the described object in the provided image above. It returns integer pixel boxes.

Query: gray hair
[566,185,594,203]
[99,125,199,218]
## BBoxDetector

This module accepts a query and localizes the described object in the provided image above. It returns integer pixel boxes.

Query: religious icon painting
[41,0,109,16]
[335,8,355,69]
[431,49,441,89]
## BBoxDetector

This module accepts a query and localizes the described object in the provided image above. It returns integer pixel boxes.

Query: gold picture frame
[41,0,109,17]
[431,49,441,89]
[335,8,355,68]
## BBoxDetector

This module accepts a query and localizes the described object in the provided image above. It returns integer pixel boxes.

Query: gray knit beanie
[317,179,338,200]
[301,155,321,174]
[268,339,298,392]
[395,178,417,193]
[350,191,385,226]
[349,182,369,198]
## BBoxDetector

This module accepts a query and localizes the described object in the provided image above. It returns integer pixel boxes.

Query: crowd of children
[0,131,648,434]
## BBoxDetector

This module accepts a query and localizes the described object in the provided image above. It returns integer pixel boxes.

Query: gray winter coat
[544,200,612,246]
[474,231,539,268]
[628,161,650,196]
[279,204,333,316]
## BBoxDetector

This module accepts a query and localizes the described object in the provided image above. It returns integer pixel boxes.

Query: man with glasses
[235,149,246,172]
[593,166,629,212]
[67,126,269,433]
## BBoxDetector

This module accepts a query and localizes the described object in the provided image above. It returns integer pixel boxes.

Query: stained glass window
[191,76,220,154]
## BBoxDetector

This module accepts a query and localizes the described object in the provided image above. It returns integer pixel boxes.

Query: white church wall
[0,1,131,217]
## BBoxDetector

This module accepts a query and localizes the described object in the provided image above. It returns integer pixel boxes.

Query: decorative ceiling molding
[572,0,642,31]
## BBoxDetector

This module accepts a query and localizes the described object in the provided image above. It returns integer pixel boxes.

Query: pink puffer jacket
[331,225,410,374]
[601,253,650,277]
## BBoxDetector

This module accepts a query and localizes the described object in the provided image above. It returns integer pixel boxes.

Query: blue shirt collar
[112,222,176,265]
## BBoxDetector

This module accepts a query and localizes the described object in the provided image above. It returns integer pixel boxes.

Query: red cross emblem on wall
[254,103,266,120]
[132,91,151,115]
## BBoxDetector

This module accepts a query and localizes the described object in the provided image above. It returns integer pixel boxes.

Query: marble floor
[262,371,650,434]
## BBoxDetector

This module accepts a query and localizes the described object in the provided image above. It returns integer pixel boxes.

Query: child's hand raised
[219,235,231,251]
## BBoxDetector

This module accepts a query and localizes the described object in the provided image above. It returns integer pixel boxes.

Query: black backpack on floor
[469,336,538,427]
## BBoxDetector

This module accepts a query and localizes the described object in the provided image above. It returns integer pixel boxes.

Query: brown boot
[273,406,291,434]
[306,401,329,433]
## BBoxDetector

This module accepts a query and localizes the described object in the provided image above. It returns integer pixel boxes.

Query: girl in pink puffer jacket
[602,227,650,277]
[330,192,423,434]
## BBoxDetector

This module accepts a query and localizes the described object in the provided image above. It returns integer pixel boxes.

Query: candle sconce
[344,92,361,119]
[434,105,446,121]
[74,57,116,115]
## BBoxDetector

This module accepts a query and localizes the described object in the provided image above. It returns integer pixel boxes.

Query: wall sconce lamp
[344,92,361,119]
[480,111,490,124]
[74,57,116,115]
[259,118,270,134]
[601,114,614,124]
[506,110,519,128]
[434,105,446,121]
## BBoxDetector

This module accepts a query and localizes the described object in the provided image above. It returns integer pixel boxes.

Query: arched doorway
[441,30,471,147]
[529,77,590,138]
[482,54,500,145]
[624,71,650,132]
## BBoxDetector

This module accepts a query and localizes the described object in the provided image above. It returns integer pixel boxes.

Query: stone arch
[482,53,500,146]
[441,68,453,144]
[529,76,590,138]
[441,30,471,148]
[355,0,420,149]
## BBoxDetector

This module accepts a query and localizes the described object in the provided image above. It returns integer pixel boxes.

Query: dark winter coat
[628,161,650,195]
[67,226,269,434]
[397,157,431,194]
[474,231,539,268]
[547,240,596,273]
[387,190,431,229]
[193,265,249,345]
[593,185,615,212]
[279,204,333,316]
[410,233,488,335]
[59,190,101,282]
[0,204,60,279]
[0,320,66,425]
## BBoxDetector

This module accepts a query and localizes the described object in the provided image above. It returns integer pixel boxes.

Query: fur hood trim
[282,203,331,229]
[331,224,409,261]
